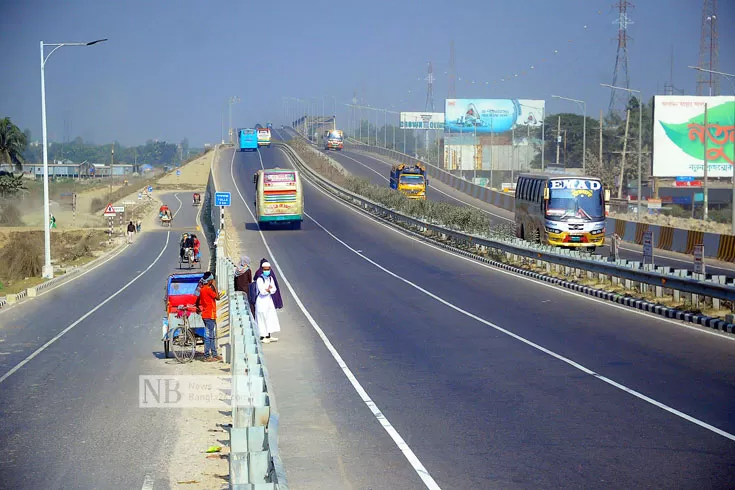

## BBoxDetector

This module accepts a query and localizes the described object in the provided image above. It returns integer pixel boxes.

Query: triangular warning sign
[103,203,116,214]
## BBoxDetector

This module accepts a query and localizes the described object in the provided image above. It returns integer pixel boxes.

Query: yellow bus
[253,168,304,229]
[515,174,609,251]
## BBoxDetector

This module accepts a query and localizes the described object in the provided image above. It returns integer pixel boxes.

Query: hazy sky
[2,0,733,147]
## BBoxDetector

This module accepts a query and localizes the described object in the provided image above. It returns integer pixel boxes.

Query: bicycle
[168,304,199,363]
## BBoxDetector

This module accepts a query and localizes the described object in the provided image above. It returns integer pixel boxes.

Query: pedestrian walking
[136,219,141,233]
[196,271,222,361]
[49,214,56,229]
[234,256,254,316]
[253,260,281,343]
[126,220,136,244]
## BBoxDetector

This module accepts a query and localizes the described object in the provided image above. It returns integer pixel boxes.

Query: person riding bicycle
[191,234,201,263]
[193,193,201,205]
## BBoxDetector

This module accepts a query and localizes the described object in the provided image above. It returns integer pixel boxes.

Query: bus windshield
[546,187,603,221]
[265,172,296,185]
[400,175,424,185]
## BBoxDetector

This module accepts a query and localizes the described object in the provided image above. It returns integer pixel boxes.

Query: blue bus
[239,129,258,152]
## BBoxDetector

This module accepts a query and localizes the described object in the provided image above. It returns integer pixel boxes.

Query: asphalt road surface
[0,193,208,489]
[219,138,735,489]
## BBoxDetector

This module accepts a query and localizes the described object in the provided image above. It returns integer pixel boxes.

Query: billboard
[445,99,545,134]
[652,95,735,177]
[399,112,445,130]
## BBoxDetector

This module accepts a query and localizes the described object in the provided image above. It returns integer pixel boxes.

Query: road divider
[279,140,735,334]
[205,145,287,489]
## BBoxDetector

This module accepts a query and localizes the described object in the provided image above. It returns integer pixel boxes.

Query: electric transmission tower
[608,0,634,114]
[425,61,435,112]
[696,0,719,96]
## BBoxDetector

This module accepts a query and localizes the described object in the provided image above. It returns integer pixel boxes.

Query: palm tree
[0,117,28,171]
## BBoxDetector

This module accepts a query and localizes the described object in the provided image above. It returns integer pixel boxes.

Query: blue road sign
[676,176,695,182]
[147,186,153,193]
[176,170,181,176]
[215,192,231,207]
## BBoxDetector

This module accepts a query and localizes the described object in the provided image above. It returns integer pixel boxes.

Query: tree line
[0,116,201,171]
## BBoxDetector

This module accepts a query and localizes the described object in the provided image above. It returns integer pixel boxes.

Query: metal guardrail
[277,140,735,306]
[208,156,286,488]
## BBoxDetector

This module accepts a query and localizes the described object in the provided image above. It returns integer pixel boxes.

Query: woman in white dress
[255,261,281,343]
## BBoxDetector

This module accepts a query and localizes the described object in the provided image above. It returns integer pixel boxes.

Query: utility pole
[555,116,561,165]
[599,109,604,176]
[703,103,709,220]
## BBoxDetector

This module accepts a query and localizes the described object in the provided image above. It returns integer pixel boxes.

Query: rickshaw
[162,273,207,362]
[159,208,172,227]
[179,234,202,270]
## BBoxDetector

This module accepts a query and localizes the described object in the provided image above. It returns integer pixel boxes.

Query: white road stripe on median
[0,195,182,385]
[285,160,735,442]
[231,150,442,490]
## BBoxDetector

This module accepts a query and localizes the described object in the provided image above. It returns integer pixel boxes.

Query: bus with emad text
[515,174,609,251]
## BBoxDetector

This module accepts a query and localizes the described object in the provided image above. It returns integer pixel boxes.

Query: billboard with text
[399,112,445,130]
[652,95,735,177]
[445,99,545,134]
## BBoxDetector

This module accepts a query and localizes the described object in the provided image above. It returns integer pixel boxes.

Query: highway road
[280,126,735,278]
[0,193,207,489]
[219,134,735,489]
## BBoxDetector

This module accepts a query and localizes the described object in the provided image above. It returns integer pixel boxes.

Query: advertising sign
[399,112,445,130]
[652,95,735,177]
[693,244,705,274]
[445,99,545,134]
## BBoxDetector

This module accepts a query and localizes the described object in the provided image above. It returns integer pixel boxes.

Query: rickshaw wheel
[172,327,196,363]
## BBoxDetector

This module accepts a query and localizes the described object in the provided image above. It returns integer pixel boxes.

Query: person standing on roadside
[254,261,281,343]
[126,220,136,244]
[196,271,222,361]
[234,256,254,315]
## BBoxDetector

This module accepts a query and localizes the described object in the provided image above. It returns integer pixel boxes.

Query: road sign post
[215,192,231,230]
[642,230,654,265]
[694,244,705,275]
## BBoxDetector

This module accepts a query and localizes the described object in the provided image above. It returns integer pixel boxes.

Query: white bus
[515,174,609,251]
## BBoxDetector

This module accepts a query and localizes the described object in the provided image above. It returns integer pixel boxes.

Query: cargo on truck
[389,163,428,200]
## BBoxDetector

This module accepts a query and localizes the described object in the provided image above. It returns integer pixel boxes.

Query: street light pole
[551,95,587,174]
[689,66,735,233]
[40,38,106,279]
[228,96,240,144]
[601,84,643,219]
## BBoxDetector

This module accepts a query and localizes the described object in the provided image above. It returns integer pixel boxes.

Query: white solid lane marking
[288,148,735,342]
[0,196,182,384]
[228,149,442,490]
[141,473,154,490]
[304,210,735,442]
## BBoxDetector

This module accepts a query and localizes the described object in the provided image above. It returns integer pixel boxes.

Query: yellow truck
[389,163,428,200]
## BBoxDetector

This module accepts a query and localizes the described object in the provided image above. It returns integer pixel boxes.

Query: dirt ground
[156,150,213,191]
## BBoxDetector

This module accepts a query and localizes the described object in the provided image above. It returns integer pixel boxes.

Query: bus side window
[516,178,524,199]
[534,181,542,204]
